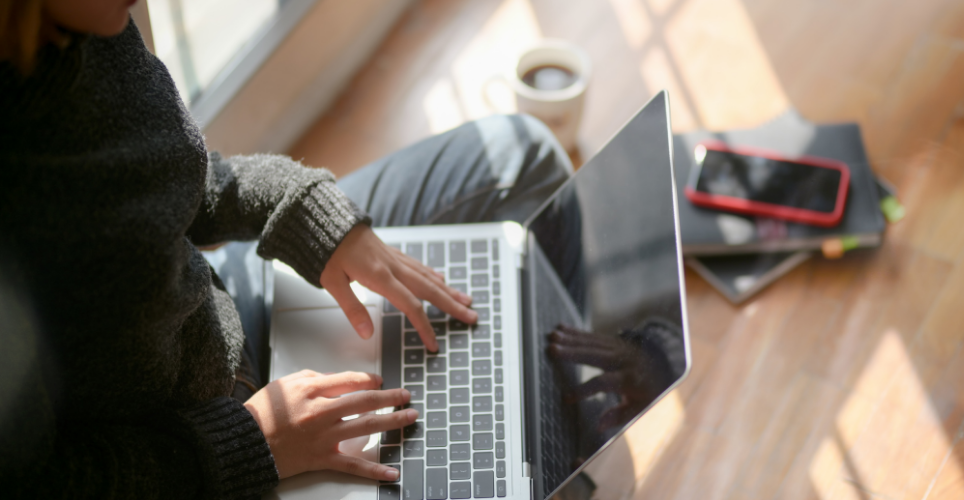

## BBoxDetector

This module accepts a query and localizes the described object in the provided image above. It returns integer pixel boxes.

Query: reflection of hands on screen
[547,325,665,432]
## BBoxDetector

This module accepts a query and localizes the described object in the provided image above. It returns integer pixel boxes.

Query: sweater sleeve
[187,152,371,285]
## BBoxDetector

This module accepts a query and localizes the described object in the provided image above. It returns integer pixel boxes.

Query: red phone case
[684,141,850,227]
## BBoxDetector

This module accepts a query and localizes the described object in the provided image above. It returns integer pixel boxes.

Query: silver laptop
[264,91,691,500]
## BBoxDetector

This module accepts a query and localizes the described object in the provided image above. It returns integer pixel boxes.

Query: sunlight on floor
[625,390,687,478]
[422,0,542,134]
[809,330,963,499]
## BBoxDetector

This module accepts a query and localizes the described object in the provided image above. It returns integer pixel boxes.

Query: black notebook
[685,251,812,304]
[675,111,885,255]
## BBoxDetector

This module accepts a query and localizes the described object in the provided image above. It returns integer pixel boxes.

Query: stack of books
[673,110,901,303]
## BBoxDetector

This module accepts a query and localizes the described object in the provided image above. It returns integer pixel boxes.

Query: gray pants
[221,114,573,397]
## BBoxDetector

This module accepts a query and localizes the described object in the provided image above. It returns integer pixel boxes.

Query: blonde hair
[0,0,48,72]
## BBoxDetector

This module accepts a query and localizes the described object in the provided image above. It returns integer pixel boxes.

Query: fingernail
[405,408,419,420]
[385,468,399,480]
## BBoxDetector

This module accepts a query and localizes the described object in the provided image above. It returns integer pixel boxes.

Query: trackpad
[270,307,380,380]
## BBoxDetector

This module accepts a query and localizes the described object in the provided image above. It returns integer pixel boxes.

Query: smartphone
[684,142,850,227]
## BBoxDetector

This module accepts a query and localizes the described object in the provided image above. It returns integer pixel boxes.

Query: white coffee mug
[486,40,591,152]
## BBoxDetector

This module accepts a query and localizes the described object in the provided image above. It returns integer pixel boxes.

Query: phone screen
[693,146,843,213]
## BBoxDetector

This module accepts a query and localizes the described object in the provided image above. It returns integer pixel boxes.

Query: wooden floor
[289,0,964,498]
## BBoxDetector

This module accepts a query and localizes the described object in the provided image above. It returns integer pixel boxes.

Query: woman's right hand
[243,370,415,480]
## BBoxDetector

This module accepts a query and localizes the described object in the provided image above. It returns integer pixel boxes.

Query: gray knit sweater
[0,22,369,499]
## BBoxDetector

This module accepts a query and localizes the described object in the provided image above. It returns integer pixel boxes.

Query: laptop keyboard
[379,239,508,500]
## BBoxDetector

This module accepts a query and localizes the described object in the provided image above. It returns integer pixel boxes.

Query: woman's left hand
[320,225,477,352]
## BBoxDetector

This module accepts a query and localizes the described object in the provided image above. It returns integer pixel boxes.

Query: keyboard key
[448,318,470,331]
[450,481,471,499]
[426,305,445,320]
[427,450,447,467]
[474,470,495,498]
[472,343,491,357]
[426,357,446,373]
[450,387,469,405]
[404,331,424,347]
[427,411,447,429]
[451,334,469,349]
[474,452,494,469]
[451,351,469,367]
[451,462,471,480]
[406,243,423,263]
[427,430,447,448]
[473,433,493,450]
[405,349,424,365]
[494,316,501,330]
[383,464,401,483]
[471,325,490,339]
[494,368,503,384]
[451,283,467,294]
[449,266,467,280]
[495,423,505,440]
[473,396,493,412]
[381,446,401,463]
[471,274,489,287]
[403,440,424,458]
[495,386,503,402]
[496,442,505,459]
[473,414,493,431]
[450,443,471,462]
[492,239,499,258]
[426,467,447,499]
[427,242,445,268]
[404,423,424,440]
[427,393,446,409]
[382,316,402,390]
[405,385,424,401]
[493,281,501,296]
[406,403,424,416]
[493,298,501,313]
[383,428,401,445]
[449,241,466,263]
[426,375,446,392]
[475,307,490,321]
[497,480,506,497]
[432,339,446,355]
[494,333,502,348]
[495,405,504,422]
[471,290,490,304]
[450,370,470,386]
[471,257,488,270]
[450,406,470,422]
[496,460,506,478]
[450,425,471,442]
[380,484,401,500]
[492,265,499,278]
[405,367,424,383]
[494,351,502,366]
[431,322,446,338]
[473,359,492,376]
[402,459,423,500]
[472,377,492,393]
[471,239,487,253]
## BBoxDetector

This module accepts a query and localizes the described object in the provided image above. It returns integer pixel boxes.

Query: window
[146,0,317,126]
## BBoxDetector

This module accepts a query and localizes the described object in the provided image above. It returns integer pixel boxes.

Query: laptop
[264,91,691,500]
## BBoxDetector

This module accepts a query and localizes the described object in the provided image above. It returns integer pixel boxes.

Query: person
[0,0,572,498]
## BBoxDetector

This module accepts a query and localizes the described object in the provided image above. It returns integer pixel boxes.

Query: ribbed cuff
[180,397,279,500]
[259,181,371,286]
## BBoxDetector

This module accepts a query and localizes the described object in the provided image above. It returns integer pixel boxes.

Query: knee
[514,114,574,176]
[470,114,573,183]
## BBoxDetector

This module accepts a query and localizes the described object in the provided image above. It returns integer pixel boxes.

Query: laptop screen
[522,92,690,500]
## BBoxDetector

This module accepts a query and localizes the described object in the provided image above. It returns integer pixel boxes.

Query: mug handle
[481,74,510,112]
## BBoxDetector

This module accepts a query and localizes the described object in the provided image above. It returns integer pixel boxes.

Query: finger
[281,369,323,381]
[333,388,412,417]
[379,277,439,352]
[334,407,419,441]
[329,454,402,482]
[547,344,620,368]
[325,273,375,339]
[566,372,621,402]
[397,265,477,325]
[398,255,473,306]
[307,371,384,398]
